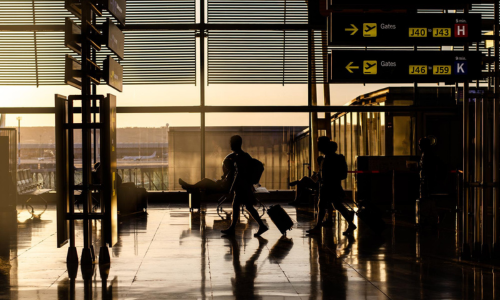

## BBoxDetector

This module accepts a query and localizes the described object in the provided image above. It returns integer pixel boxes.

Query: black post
[80,0,93,266]
[492,0,500,260]
[200,0,206,181]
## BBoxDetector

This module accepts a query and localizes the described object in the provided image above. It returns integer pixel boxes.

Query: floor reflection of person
[307,138,356,235]
[310,231,350,300]
[224,235,268,300]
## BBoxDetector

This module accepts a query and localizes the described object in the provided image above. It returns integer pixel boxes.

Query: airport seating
[16,169,40,194]
[16,169,51,211]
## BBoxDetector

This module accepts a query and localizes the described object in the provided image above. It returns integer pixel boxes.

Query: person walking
[221,135,268,237]
[307,137,356,235]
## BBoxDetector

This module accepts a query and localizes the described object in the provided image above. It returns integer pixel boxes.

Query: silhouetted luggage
[118,182,148,215]
[266,204,294,235]
[347,201,386,234]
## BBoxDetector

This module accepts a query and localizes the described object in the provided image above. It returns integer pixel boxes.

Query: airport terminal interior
[1,0,500,299]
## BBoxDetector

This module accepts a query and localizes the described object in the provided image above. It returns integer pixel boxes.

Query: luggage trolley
[216,185,268,218]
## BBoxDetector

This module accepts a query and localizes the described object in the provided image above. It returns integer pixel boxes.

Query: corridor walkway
[0,203,498,299]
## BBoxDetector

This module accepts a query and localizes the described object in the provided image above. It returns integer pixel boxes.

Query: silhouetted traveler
[214,135,268,237]
[418,137,439,225]
[288,157,322,206]
[288,175,318,205]
[179,154,235,194]
[307,138,355,235]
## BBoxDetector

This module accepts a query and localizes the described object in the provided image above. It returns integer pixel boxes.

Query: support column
[321,30,332,139]
[309,29,319,173]
[200,0,206,180]
[493,0,500,260]
[462,81,471,261]
[80,0,93,266]
[473,84,482,259]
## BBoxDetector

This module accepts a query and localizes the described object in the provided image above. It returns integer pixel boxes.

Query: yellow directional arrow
[344,24,358,35]
[345,62,359,73]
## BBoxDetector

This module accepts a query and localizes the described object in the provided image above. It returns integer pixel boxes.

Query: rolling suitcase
[346,201,386,234]
[266,204,294,235]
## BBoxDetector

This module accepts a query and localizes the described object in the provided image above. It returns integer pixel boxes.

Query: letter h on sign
[454,24,468,37]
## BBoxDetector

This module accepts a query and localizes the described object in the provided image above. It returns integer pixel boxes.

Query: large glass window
[393,116,413,156]
[116,113,200,191]
[4,114,55,189]
[205,113,308,190]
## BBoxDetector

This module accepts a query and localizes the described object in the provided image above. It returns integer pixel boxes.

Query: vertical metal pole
[32,0,38,87]
[461,6,472,260]
[68,100,75,249]
[493,0,500,259]
[200,0,206,180]
[92,13,97,166]
[80,0,93,265]
[17,118,21,166]
[309,29,319,174]
[474,87,482,259]
[307,29,314,177]
[321,30,332,139]
[462,79,471,260]
[481,89,489,260]
[392,169,396,213]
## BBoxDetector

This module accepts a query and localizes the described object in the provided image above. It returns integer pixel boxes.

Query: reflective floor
[0,203,499,299]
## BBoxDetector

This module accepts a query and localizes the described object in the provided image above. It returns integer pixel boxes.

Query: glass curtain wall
[330,109,387,191]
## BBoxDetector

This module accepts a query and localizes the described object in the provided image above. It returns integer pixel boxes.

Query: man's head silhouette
[330,141,338,153]
[317,136,330,154]
[230,135,243,152]
[419,137,431,153]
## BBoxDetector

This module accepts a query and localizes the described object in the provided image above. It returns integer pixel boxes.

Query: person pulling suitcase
[220,135,268,237]
[307,137,356,235]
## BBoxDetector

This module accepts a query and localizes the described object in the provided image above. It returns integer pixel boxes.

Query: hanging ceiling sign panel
[328,13,481,46]
[328,0,475,9]
[104,56,123,92]
[65,0,125,25]
[65,0,103,20]
[104,19,125,60]
[65,18,82,55]
[328,50,484,83]
[101,0,126,26]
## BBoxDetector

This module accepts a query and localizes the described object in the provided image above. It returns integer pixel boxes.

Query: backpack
[250,158,265,184]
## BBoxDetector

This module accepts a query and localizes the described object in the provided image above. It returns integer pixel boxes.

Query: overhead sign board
[65,54,82,89]
[329,13,481,46]
[101,0,126,26]
[104,19,125,60]
[65,18,82,55]
[328,50,483,83]
[328,0,473,9]
[65,0,102,19]
[104,55,123,92]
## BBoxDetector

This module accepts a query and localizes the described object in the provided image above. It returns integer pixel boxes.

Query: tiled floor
[0,203,499,299]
